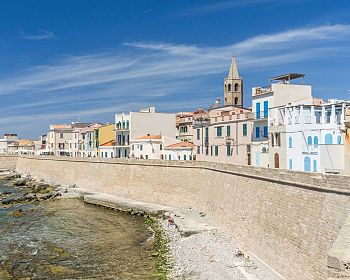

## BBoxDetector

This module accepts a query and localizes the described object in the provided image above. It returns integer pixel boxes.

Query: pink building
[193,103,253,165]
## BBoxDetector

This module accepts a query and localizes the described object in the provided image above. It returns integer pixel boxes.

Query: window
[169,155,171,160]
[313,160,317,172]
[215,146,219,156]
[197,146,200,154]
[184,155,187,160]
[132,145,134,151]
[263,126,268,138]
[205,127,209,143]
[216,127,223,137]
[255,127,260,138]
[263,101,268,118]
[304,156,311,172]
[288,137,293,148]
[325,134,333,145]
[160,144,163,150]
[307,136,312,146]
[234,97,239,105]
[205,146,209,155]
[256,102,261,119]
[197,129,200,140]
[145,155,148,159]
[226,126,231,137]
[189,155,192,160]
[314,136,319,148]
[210,146,213,156]
[234,83,239,92]
[243,123,247,136]
[289,159,293,170]
[337,135,342,144]
[140,145,143,151]
[228,84,232,91]
[226,145,231,156]
[60,133,63,139]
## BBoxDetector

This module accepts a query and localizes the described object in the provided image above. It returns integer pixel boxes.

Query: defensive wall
[1,155,349,279]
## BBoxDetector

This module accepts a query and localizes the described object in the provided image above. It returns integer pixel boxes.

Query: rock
[10,209,24,218]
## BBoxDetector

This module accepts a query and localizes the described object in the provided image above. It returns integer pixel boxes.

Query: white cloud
[20,29,56,40]
[1,24,350,137]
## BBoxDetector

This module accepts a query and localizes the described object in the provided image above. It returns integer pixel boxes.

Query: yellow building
[96,124,115,157]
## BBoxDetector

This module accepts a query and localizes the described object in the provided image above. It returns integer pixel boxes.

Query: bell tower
[224,57,243,107]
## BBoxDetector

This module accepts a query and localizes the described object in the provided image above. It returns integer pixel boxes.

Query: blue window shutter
[263,126,268,138]
[255,127,260,138]
[256,103,260,119]
[263,101,268,118]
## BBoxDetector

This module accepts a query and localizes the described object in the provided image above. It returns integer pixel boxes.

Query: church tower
[224,57,243,107]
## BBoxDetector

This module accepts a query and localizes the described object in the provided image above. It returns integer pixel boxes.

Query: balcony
[115,141,129,147]
[254,111,268,121]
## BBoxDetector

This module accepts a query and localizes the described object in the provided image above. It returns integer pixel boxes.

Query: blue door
[304,156,311,172]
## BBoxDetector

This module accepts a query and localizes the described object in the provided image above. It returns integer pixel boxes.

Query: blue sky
[0,0,350,138]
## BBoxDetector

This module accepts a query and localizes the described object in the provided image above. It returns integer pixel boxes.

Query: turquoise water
[0,180,156,279]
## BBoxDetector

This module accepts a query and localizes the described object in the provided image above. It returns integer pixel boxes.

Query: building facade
[176,112,194,142]
[115,107,176,158]
[269,100,350,174]
[251,73,313,168]
[193,104,253,165]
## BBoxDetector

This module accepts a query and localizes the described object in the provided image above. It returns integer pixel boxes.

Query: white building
[99,140,116,159]
[163,141,194,161]
[251,73,313,168]
[115,107,176,158]
[269,100,350,174]
[0,134,18,154]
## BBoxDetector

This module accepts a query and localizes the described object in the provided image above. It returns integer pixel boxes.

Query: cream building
[115,107,176,158]
[176,112,194,142]
[164,141,194,161]
[251,73,313,168]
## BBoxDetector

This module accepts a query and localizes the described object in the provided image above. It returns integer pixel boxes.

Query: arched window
[288,137,293,148]
[314,136,319,148]
[289,159,293,170]
[337,135,342,144]
[307,136,312,146]
[234,83,239,92]
[234,97,239,105]
[313,160,317,172]
[304,156,311,172]
[325,134,333,145]
[228,84,232,91]
[262,147,267,153]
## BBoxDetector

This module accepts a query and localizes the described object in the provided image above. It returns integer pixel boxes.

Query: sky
[0,0,350,138]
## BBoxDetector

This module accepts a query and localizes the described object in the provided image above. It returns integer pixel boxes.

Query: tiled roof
[135,135,162,140]
[165,141,193,149]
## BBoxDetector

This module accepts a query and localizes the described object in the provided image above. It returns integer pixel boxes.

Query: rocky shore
[0,169,67,206]
[0,170,282,280]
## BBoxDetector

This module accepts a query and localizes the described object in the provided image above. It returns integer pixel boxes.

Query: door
[274,153,279,168]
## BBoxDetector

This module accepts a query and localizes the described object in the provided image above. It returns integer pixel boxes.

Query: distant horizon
[0,0,349,138]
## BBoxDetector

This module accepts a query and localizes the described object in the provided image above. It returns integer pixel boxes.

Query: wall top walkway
[15,155,350,196]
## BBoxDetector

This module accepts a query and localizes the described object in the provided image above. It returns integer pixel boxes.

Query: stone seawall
[13,156,350,280]
[0,155,18,170]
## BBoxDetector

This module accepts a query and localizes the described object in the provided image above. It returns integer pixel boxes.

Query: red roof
[100,140,116,147]
[135,135,162,140]
[165,141,193,149]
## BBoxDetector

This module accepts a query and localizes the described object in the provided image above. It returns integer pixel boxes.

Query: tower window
[234,83,239,92]
[228,84,232,91]
[234,97,238,105]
